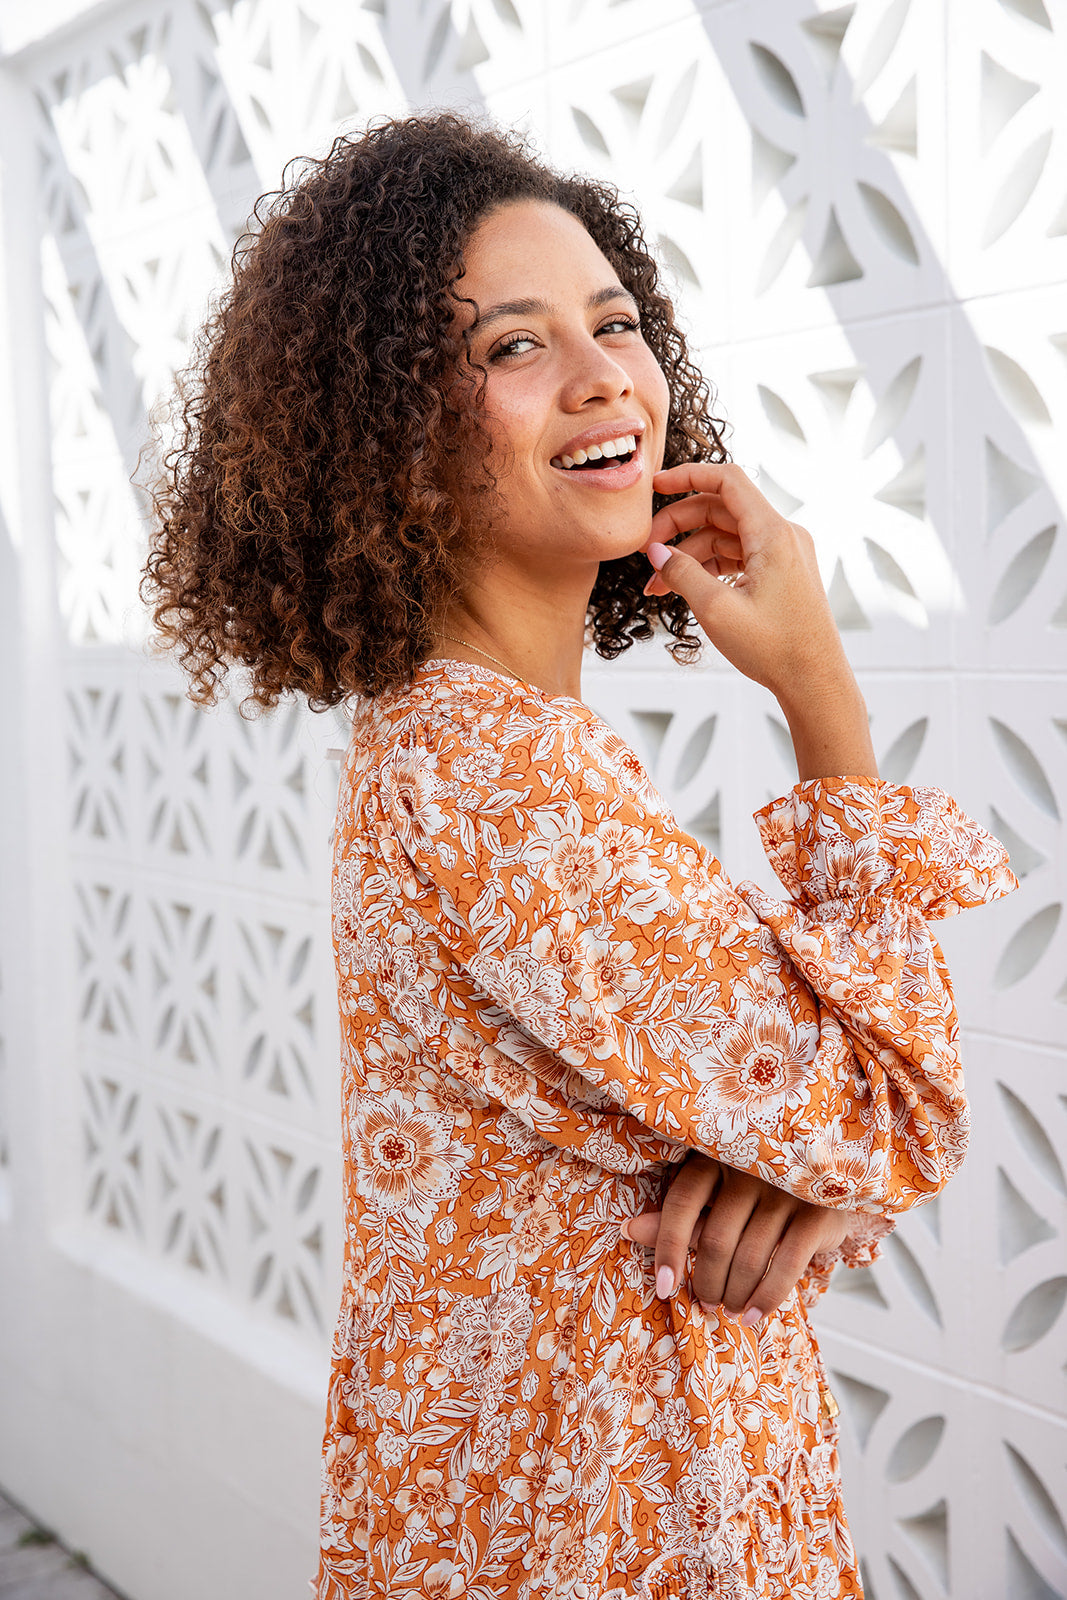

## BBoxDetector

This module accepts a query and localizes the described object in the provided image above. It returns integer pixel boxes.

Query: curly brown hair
[142,111,728,708]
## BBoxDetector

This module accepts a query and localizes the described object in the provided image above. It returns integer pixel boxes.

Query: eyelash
[489,314,641,363]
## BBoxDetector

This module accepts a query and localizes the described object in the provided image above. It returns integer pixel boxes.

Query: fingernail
[656,1266,675,1299]
[619,1219,633,1241]
[699,1301,715,1316]
[646,542,672,571]
[740,1306,764,1329]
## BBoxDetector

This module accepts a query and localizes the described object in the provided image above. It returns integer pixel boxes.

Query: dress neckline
[418,655,588,711]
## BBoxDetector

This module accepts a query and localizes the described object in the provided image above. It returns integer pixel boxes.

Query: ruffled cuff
[798,1212,895,1310]
[754,778,1017,923]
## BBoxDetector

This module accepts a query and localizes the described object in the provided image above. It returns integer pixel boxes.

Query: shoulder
[346,660,675,832]
[411,664,673,821]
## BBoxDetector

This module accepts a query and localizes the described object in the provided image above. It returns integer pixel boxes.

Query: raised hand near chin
[644,462,879,783]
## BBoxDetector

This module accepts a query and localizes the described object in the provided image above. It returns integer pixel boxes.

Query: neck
[438,563,594,701]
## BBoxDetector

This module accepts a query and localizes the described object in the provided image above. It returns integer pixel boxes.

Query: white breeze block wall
[0,3,1063,1599]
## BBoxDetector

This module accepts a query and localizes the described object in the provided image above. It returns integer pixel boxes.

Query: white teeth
[555,434,640,468]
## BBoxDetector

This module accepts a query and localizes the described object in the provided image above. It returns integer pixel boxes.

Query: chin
[604,526,654,562]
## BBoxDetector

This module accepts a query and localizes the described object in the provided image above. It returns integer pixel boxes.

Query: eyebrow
[471,285,638,333]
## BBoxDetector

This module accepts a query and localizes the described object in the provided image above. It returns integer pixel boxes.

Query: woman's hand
[621,1152,857,1326]
[644,463,878,782]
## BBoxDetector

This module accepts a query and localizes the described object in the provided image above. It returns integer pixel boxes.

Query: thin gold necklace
[440,633,519,678]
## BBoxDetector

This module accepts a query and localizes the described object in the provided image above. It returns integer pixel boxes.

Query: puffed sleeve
[375,695,1016,1215]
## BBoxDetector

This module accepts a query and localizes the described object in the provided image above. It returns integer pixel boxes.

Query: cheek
[480,386,542,478]
[643,359,671,450]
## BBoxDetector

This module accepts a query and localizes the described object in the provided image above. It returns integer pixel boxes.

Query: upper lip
[552,418,645,462]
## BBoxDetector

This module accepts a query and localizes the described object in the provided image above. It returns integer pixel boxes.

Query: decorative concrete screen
[0,2,1064,1599]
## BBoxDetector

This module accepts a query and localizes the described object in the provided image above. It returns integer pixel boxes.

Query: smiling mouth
[551,432,639,471]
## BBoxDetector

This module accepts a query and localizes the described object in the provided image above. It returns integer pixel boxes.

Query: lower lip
[551,442,645,491]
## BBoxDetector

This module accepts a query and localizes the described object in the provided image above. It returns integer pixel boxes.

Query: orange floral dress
[316,659,1015,1600]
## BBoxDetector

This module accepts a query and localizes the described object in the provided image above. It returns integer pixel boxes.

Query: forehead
[457,201,619,308]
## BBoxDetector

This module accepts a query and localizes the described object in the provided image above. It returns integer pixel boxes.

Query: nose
[558,329,634,412]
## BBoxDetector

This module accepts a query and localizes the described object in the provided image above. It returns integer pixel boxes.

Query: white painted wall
[0,3,1063,1598]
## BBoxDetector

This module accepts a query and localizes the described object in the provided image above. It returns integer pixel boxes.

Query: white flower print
[362,1025,416,1094]
[368,1383,402,1420]
[504,1448,573,1507]
[699,1002,819,1133]
[375,927,440,1035]
[375,1428,406,1471]
[595,818,655,883]
[472,1409,512,1472]
[451,744,505,785]
[379,746,447,854]
[780,1135,887,1208]
[373,823,422,899]
[576,933,642,1013]
[530,910,589,985]
[603,1318,679,1426]
[567,1376,628,1503]
[546,833,611,908]
[323,1438,371,1544]
[543,1525,610,1595]
[559,999,617,1069]
[523,801,611,908]
[394,1467,464,1533]
[441,1288,534,1399]
[354,1094,466,1216]
[467,948,567,1044]
[646,1395,695,1452]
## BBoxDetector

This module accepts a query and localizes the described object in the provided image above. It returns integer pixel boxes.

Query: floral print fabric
[317,660,1015,1600]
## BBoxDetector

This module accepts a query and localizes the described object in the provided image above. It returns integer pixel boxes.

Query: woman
[144,113,1015,1600]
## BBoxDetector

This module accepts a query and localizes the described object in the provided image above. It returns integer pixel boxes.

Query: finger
[653,1157,721,1299]
[620,1210,660,1248]
[643,554,742,598]
[688,1186,762,1308]
[653,461,738,492]
[660,527,740,564]
[719,1195,798,1315]
[653,460,759,511]
[649,492,740,545]
[655,462,786,545]
[620,1209,707,1253]
[659,528,745,568]
[644,541,748,617]
[735,1213,839,1326]
[643,528,744,594]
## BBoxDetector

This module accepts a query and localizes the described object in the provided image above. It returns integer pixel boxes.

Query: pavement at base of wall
[0,1489,127,1600]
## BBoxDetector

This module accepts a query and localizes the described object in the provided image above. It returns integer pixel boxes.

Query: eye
[598,314,641,336]
[489,332,539,362]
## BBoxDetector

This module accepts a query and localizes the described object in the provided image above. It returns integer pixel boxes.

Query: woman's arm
[372,711,1014,1213]
[640,467,882,1316]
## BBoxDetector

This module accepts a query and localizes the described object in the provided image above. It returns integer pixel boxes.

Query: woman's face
[454,200,670,578]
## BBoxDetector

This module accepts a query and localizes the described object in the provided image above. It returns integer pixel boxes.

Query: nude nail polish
[740,1306,764,1328]
[656,1266,674,1299]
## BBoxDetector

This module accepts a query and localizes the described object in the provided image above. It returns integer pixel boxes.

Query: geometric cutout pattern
[2,1,1064,1596]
